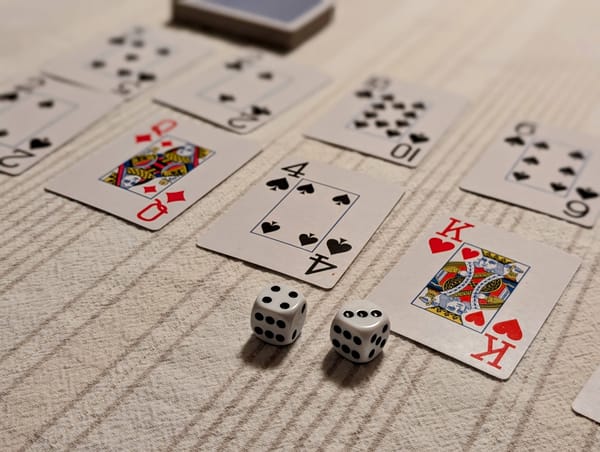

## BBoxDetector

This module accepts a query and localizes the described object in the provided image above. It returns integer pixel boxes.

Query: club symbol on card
[109,35,126,45]
[559,166,575,176]
[412,101,426,110]
[118,68,132,77]
[332,194,350,205]
[132,39,145,48]
[354,120,368,129]
[91,60,105,69]
[355,90,372,98]
[505,136,525,146]
[375,120,388,128]
[297,183,314,194]
[372,102,385,110]
[125,53,139,62]
[393,102,405,109]
[533,141,549,150]
[156,47,170,56]
[404,111,417,119]
[299,233,319,246]
[326,238,352,255]
[0,129,8,137]
[512,171,529,181]
[522,156,539,165]
[29,137,51,149]
[364,111,377,119]
[396,120,410,128]
[550,182,567,192]
[569,150,585,160]
[225,60,244,70]
[386,129,400,138]
[576,187,598,200]
[258,71,273,80]
[38,99,54,108]
[219,93,235,103]
[409,133,429,144]
[138,72,156,82]
[382,93,394,101]
[261,221,280,234]
[465,310,485,327]
[492,319,522,341]
[266,178,289,191]
[0,91,18,101]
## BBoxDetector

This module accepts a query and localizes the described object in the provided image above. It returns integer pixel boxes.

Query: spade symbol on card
[226,60,244,70]
[569,150,585,160]
[409,133,429,144]
[30,137,51,149]
[364,111,377,119]
[464,310,485,326]
[219,93,235,103]
[327,238,352,255]
[109,36,126,45]
[138,72,156,82]
[404,111,417,119]
[559,166,575,176]
[38,99,54,108]
[393,102,405,109]
[375,120,389,128]
[266,178,289,191]
[382,93,394,101]
[412,101,426,110]
[533,141,549,149]
[299,233,319,246]
[522,156,539,165]
[156,47,170,56]
[0,129,8,137]
[355,90,372,98]
[332,194,351,205]
[576,187,598,200]
[118,68,132,77]
[386,129,400,137]
[512,171,529,181]
[505,136,525,146]
[354,120,368,129]
[125,53,139,62]
[492,318,523,341]
[396,120,410,128]
[297,183,314,194]
[261,221,280,234]
[0,91,18,102]
[372,102,385,110]
[258,71,273,80]
[550,182,567,192]
[251,105,271,116]
[91,60,105,69]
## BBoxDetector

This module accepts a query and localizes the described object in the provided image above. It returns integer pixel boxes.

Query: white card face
[368,214,580,380]
[573,365,600,423]
[461,121,600,228]
[42,26,210,100]
[154,52,329,134]
[0,75,120,176]
[197,159,405,288]
[45,114,261,230]
[304,76,467,167]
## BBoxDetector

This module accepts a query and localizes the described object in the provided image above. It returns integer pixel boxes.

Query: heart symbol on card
[428,237,455,254]
[461,247,480,260]
[266,178,289,191]
[465,311,485,326]
[297,183,314,194]
[327,238,352,255]
[492,319,523,341]
[30,137,51,149]
[299,233,318,246]
[332,194,351,205]
[261,221,280,234]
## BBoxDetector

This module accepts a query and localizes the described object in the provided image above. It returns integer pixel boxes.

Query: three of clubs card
[155,52,329,133]
[0,75,120,176]
[197,159,405,289]
[461,121,600,227]
[368,215,580,379]
[573,365,600,424]
[43,26,210,100]
[305,76,467,167]
[45,114,261,230]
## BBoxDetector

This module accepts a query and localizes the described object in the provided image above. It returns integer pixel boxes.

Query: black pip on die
[252,283,307,345]
[330,300,390,363]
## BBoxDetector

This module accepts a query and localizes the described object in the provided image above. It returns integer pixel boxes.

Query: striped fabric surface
[1,0,599,450]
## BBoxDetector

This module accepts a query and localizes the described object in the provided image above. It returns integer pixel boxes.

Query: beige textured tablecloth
[1,0,599,450]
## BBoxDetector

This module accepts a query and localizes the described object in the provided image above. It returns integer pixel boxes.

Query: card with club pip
[368,214,580,379]
[304,76,467,167]
[42,26,210,100]
[154,52,329,134]
[45,114,261,230]
[573,364,600,423]
[461,121,600,228]
[0,75,120,176]
[197,159,405,288]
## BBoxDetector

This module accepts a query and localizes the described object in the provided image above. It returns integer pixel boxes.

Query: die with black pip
[330,299,390,363]
[251,283,307,345]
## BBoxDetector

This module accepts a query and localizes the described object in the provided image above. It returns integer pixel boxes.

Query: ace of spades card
[0,75,120,176]
[154,52,329,134]
[42,26,210,100]
[45,114,261,230]
[368,215,580,379]
[305,76,467,167]
[197,159,405,289]
[573,364,600,424]
[461,121,600,228]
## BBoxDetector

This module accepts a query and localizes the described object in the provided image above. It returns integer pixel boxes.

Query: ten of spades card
[305,75,467,167]
[45,114,261,230]
[197,159,405,289]
[368,214,580,379]
[154,52,329,134]
[573,364,600,424]
[42,26,211,100]
[0,75,120,176]
[461,121,600,228]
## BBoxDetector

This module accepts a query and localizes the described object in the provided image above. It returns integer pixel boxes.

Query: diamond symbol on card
[144,186,157,194]
[136,134,152,143]
[166,190,185,203]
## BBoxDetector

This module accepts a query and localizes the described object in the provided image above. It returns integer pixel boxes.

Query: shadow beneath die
[239,335,293,369]
[320,348,384,388]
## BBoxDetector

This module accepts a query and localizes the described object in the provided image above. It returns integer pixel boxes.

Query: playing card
[197,159,405,288]
[573,364,600,423]
[304,75,467,167]
[461,121,600,228]
[42,26,210,100]
[45,114,261,230]
[0,74,120,176]
[154,52,329,134]
[368,214,580,380]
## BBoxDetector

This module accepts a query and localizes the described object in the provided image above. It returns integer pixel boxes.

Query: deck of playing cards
[45,114,261,230]
[368,214,580,380]
[197,159,405,289]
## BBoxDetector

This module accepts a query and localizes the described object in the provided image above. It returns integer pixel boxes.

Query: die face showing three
[330,299,390,363]
[251,283,307,345]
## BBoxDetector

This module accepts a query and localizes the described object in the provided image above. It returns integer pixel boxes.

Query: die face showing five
[251,283,307,345]
[330,299,390,363]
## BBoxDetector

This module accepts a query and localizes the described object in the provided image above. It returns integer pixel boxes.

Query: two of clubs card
[368,214,581,380]
[461,121,600,227]
[155,52,329,133]
[197,159,406,289]
[0,75,120,175]
[42,26,211,100]
[45,114,261,230]
[305,75,467,167]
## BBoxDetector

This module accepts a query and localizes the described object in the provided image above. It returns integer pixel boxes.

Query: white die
[251,283,307,345]
[330,299,390,363]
